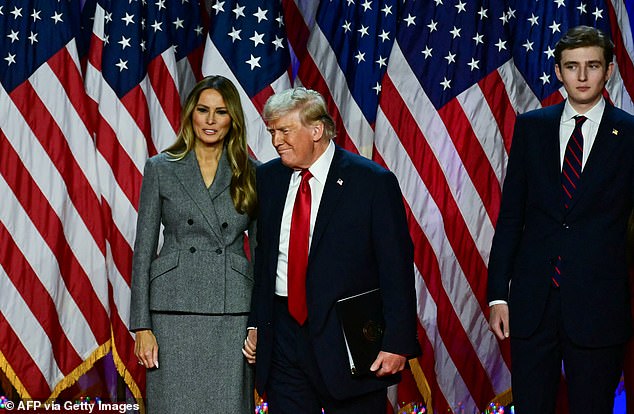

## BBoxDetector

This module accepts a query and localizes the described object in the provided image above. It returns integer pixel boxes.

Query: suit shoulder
[146,152,175,167]
[257,157,282,173]
[516,104,561,123]
[609,105,634,125]
[338,148,391,177]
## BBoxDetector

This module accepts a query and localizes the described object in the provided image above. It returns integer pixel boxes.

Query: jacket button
[187,219,194,225]
[190,247,196,253]
[222,222,228,229]
[215,248,222,255]
[562,222,570,229]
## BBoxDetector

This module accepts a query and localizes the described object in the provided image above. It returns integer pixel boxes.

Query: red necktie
[287,170,312,324]
[553,115,587,287]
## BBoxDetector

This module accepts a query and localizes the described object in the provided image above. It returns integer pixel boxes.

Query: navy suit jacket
[488,101,634,347]
[249,146,420,399]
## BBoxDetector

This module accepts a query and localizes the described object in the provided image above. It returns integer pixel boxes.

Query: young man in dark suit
[242,87,419,413]
[488,26,634,413]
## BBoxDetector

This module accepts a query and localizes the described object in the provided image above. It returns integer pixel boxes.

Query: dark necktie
[287,170,312,324]
[553,115,587,287]
[561,115,587,208]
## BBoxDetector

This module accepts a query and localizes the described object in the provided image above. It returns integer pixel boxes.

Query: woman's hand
[242,328,257,364]
[134,329,159,368]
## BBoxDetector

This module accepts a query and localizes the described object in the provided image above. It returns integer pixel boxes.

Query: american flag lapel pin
[337,178,343,186]
[612,128,619,136]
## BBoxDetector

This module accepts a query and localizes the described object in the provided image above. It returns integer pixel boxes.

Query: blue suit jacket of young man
[249,146,420,400]
[488,101,634,347]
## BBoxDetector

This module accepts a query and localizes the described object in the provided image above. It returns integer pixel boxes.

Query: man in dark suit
[488,26,634,413]
[242,87,419,413]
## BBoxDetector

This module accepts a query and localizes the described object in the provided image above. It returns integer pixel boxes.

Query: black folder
[335,288,384,376]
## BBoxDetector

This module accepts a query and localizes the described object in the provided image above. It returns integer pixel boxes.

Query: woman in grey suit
[129,75,257,413]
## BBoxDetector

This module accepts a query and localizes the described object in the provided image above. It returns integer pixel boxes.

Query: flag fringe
[0,340,110,401]
[488,387,513,407]
[0,350,31,399]
[408,357,433,414]
[110,328,146,414]
[50,341,111,399]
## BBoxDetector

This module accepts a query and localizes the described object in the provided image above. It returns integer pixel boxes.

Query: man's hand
[134,329,159,368]
[242,328,257,364]
[370,351,406,377]
[488,303,510,340]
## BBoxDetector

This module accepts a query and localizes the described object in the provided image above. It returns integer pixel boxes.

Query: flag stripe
[375,100,506,406]
[146,54,181,136]
[477,70,515,156]
[437,100,502,225]
[0,224,84,373]
[0,310,50,398]
[609,0,634,103]
[0,131,108,342]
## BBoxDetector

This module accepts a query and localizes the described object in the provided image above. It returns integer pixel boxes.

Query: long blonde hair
[164,75,257,217]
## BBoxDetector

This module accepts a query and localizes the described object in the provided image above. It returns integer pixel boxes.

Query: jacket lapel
[540,103,566,212]
[209,149,232,201]
[262,161,293,253]
[173,150,223,240]
[570,103,622,211]
[309,147,345,257]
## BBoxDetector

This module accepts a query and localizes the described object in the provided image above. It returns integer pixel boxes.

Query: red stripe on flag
[381,75,489,313]
[283,0,310,62]
[94,109,144,208]
[0,224,84,374]
[87,33,103,73]
[101,200,134,285]
[49,47,96,139]
[0,131,109,342]
[251,85,276,115]
[109,290,146,395]
[10,82,106,255]
[186,44,206,82]
[0,312,51,398]
[438,100,502,224]
[120,86,158,158]
[478,70,515,155]
[608,2,634,99]
[372,149,499,408]
[147,56,181,134]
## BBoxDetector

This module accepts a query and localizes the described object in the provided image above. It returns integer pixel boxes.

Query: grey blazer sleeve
[129,157,162,331]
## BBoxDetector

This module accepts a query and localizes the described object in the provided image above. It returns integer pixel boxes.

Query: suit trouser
[510,286,625,414]
[266,296,387,414]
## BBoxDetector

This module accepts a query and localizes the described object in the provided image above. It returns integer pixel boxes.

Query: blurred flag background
[1,0,633,412]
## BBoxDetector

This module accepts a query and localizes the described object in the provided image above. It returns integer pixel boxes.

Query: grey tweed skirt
[146,312,254,413]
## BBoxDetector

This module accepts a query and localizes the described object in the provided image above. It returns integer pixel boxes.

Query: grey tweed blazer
[129,148,256,331]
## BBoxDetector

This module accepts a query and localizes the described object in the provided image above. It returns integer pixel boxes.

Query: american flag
[202,0,291,161]
[0,0,110,399]
[3,0,634,410]
[82,0,207,400]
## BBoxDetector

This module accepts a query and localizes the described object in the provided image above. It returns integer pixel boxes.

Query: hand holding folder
[335,288,384,376]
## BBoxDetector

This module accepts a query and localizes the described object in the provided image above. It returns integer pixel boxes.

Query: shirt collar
[301,140,335,184]
[562,97,605,125]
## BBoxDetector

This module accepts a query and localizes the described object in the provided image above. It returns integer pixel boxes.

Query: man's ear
[554,63,563,83]
[312,122,324,142]
[605,61,615,82]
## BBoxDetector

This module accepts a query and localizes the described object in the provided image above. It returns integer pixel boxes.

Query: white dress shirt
[489,98,606,308]
[275,141,335,296]
[558,98,605,171]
